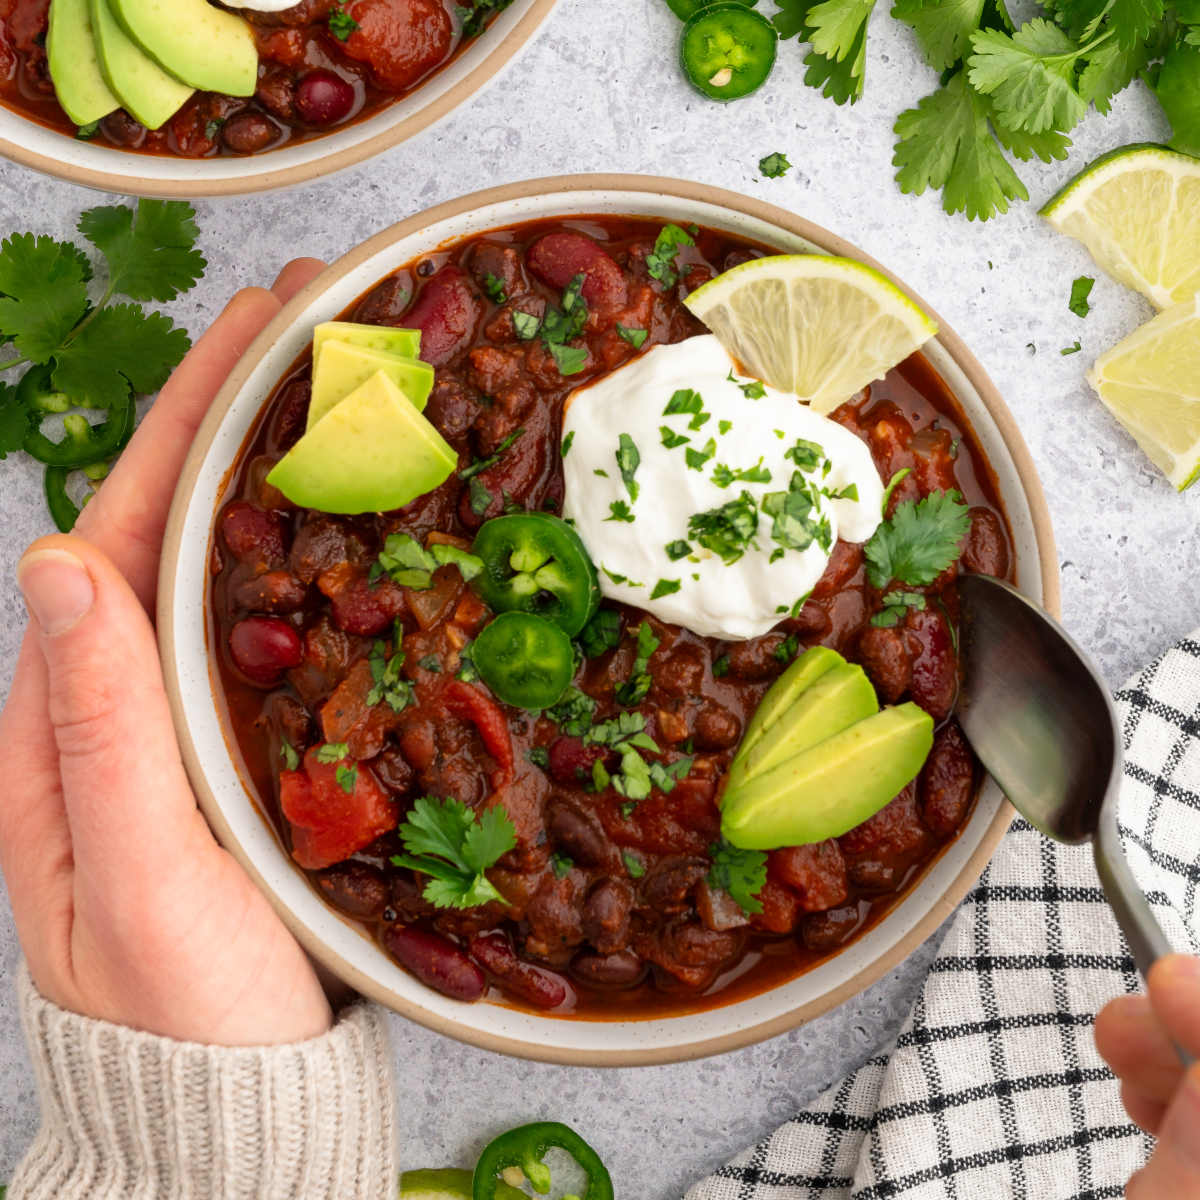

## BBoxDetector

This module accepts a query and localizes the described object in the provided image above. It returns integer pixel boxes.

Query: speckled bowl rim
[0,0,555,198]
[159,174,1060,1065]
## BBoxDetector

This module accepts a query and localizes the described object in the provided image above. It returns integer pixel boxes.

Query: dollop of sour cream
[561,336,883,641]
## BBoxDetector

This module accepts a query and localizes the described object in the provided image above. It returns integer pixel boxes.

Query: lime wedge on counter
[1086,294,1200,491]
[683,255,937,414]
[1041,145,1200,311]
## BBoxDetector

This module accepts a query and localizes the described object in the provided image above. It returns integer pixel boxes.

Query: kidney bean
[220,501,288,567]
[316,862,389,918]
[290,515,357,585]
[547,737,606,787]
[571,949,645,988]
[468,241,527,297]
[725,634,786,681]
[839,786,930,858]
[254,65,297,121]
[221,110,280,153]
[547,801,610,867]
[639,857,707,913]
[229,616,303,685]
[271,378,310,451]
[99,109,145,148]
[906,605,958,720]
[353,275,412,326]
[526,232,628,315]
[423,378,481,442]
[920,720,976,837]
[582,879,634,954]
[847,858,897,891]
[785,600,832,640]
[294,68,355,125]
[857,624,912,704]
[232,568,307,614]
[962,507,1010,578]
[390,873,436,923]
[318,562,406,636]
[369,744,415,795]
[769,841,849,913]
[801,904,864,951]
[693,702,742,751]
[469,932,568,1009]
[660,921,743,968]
[811,540,864,599]
[404,265,481,366]
[382,925,485,1002]
[653,644,706,697]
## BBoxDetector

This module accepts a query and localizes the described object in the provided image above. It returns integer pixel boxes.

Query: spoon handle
[1094,798,1195,1067]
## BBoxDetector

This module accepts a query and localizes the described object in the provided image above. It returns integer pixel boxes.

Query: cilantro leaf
[51,304,190,409]
[773,0,821,37]
[616,432,640,501]
[615,621,660,707]
[1155,41,1200,156]
[1069,275,1094,317]
[0,383,30,459]
[804,25,869,102]
[607,499,635,523]
[893,71,1028,221]
[549,342,588,376]
[578,609,622,658]
[77,200,205,302]
[967,20,1088,135]
[759,151,793,177]
[645,224,695,289]
[617,323,648,348]
[392,796,516,909]
[808,0,876,62]
[864,489,971,588]
[650,578,681,599]
[0,234,90,362]
[688,490,760,564]
[547,686,598,735]
[377,532,484,589]
[328,3,360,39]
[1076,35,1150,112]
[892,0,987,71]
[708,840,768,914]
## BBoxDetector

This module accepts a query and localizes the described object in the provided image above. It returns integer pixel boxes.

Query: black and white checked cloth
[687,634,1200,1200]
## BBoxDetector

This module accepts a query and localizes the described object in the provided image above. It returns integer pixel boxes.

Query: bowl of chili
[159,174,1059,1064]
[0,0,555,197]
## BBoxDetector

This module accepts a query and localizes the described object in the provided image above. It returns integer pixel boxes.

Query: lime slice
[398,1168,472,1198]
[1041,144,1200,311]
[682,254,937,415]
[1086,294,1200,491]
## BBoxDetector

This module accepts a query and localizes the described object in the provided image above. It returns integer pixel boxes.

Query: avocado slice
[90,0,193,130]
[47,0,120,126]
[721,704,935,850]
[307,340,434,432]
[313,322,422,365]
[726,662,878,790]
[736,645,844,764]
[108,0,257,95]
[267,371,456,515]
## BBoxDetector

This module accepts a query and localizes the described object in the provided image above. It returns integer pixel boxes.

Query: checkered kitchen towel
[687,634,1200,1200]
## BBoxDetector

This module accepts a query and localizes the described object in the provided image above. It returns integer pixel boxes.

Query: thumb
[18,535,205,896]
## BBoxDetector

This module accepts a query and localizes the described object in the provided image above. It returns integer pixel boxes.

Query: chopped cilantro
[708,840,767,914]
[762,472,829,554]
[551,851,574,878]
[456,643,479,683]
[617,323,648,349]
[336,763,358,794]
[391,796,516,909]
[366,638,415,713]
[616,432,640,501]
[758,151,793,178]
[418,655,442,672]
[785,438,825,472]
[712,458,772,488]
[623,851,646,878]
[1068,275,1094,319]
[75,121,99,140]
[459,427,523,480]
[871,589,927,627]
[526,745,551,769]
[684,438,717,470]
[328,4,360,40]
[512,310,540,339]
[881,467,911,514]
[482,272,507,303]
[1061,341,1082,355]
[718,419,733,435]
[549,342,588,375]
[650,578,681,599]
[315,742,350,764]
[712,654,731,677]
[460,0,515,37]
[468,476,493,516]
[864,490,971,588]
[688,409,711,431]
[665,539,693,561]
[660,425,691,449]
[644,223,694,289]
[664,387,704,417]
[547,687,598,736]
[376,533,484,589]
[561,429,575,457]
[774,633,800,663]
[689,490,759,564]
[606,499,635,523]
[279,738,300,771]
[727,370,766,399]
[824,482,860,501]
[578,608,622,657]
[615,621,660,707]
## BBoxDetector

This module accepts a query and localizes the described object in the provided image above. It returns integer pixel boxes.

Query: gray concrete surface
[0,0,1194,1194]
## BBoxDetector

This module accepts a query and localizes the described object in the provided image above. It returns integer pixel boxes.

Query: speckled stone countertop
[0,1,1195,1194]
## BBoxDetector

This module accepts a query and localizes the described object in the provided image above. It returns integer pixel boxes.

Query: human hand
[1095,954,1200,1196]
[0,260,335,1047]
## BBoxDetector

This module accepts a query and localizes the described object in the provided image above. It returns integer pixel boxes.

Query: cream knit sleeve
[9,962,398,1200]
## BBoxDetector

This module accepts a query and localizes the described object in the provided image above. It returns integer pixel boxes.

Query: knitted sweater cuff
[10,962,397,1199]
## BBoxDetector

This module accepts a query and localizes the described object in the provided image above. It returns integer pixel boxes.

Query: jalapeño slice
[680,3,778,101]
[472,612,575,712]
[471,512,600,637]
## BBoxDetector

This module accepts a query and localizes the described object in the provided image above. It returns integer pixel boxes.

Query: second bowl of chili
[159,174,1059,1064]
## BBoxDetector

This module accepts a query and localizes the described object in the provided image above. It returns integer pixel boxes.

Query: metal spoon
[956,574,1182,1002]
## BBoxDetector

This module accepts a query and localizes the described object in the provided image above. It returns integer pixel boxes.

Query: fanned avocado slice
[308,340,434,431]
[735,645,844,765]
[313,322,422,364]
[47,0,120,126]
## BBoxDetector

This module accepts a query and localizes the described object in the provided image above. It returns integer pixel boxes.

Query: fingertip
[1149,954,1200,993]
[1094,993,1150,1063]
[271,258,327,304]
[218,284,282,327]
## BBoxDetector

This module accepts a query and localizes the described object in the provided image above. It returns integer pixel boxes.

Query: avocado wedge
[721,704,934,850]
[308,340,434,431]
[267,371,455,515]
[313,322,422,364]
[90,0,193,130]
[47,0,119,126]
[726,661,878,789]
[108,0,257,95]
[734,645,844,765]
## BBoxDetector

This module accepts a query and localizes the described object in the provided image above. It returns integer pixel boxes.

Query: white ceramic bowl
[0,0,555,197]
[159,175,1060,1064]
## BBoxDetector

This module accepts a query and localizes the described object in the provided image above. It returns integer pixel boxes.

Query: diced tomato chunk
[769,841,849,913]
[280,747,398,870]
[443,679,515,779]
[342,0,453,91]
[750,878,802,934]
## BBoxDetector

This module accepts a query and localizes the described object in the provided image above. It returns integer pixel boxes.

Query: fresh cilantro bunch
[392,795,517,909]
[0,199,204,527]
[769,0,1200,219]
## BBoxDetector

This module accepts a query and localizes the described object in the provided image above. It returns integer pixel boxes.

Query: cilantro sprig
[708,840,768,915]
[391,796,517,909]
[864,490,971,589]
[374,532,484,589]
[0,200,203,528]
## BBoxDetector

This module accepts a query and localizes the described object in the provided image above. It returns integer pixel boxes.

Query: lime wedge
[398,1168,472,1198]
[682,254,937,415]
[1086,294,1200,491]
[1041,144,1200,311]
